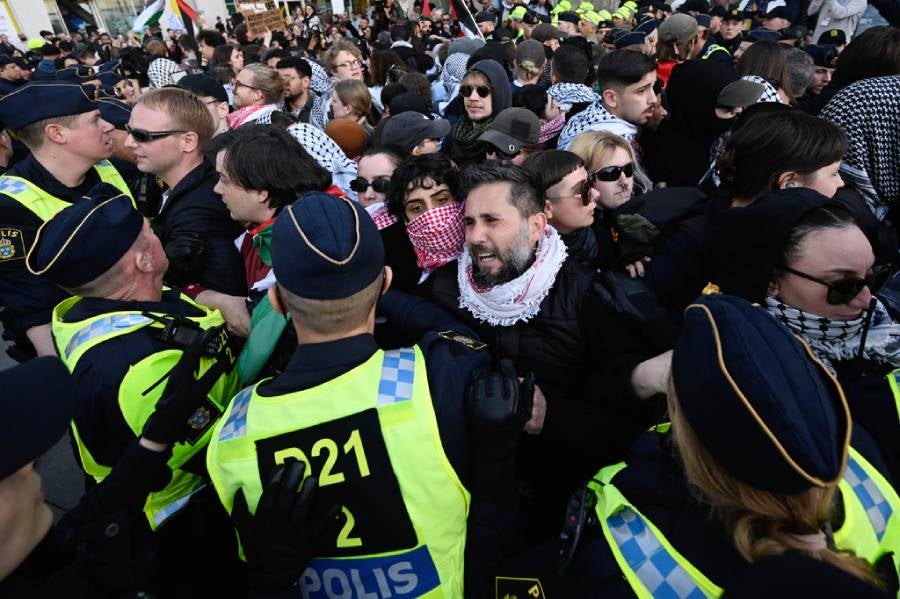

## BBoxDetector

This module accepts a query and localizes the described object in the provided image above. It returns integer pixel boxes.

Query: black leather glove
[230,460,319,592]
[141,327,222,445]
[163,233,206,283]
[466,359,534,457]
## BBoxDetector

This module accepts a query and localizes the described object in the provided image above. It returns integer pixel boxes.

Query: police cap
[615,31,648,48]
[818,28,846,46]
[56,64,98,84]
[746,28,780,42]
[26,183,144,289]
[805,44,838,68]
[0,357,77,479]
[0,82,99,131]
[96,97,131,130]
[271,192,385,300]
[673,293,850,494]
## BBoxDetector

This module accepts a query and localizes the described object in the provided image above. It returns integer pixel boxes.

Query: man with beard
[428,163,674,539]
[558,50,658,150]
[276,57,318,124]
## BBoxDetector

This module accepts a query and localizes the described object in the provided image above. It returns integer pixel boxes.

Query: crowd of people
[0,0,898,597]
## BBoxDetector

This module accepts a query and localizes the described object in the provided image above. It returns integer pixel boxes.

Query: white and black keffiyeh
[739,75,783,105]
[820,76,900,221]
[764,296,900,372]
[286,123,358,193]
[437,53,470,114]
[547,82,598,112]
[147,58,183,88]
[557,98,638,151]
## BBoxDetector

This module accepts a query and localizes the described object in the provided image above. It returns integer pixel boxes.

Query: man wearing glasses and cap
[0,82,132,359]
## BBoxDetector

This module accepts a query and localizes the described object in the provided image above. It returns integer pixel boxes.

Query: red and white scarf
[227,102,280,129]
[458,225,568,326]
[406,202,466,272]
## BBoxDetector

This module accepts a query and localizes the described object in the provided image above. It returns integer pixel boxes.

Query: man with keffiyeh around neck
[427,162,676,539]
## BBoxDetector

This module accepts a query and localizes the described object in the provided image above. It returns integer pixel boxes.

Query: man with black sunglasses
[125,87,246,302]
[0,82,133,360]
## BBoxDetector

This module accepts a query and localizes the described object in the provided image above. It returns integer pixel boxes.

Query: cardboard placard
[237,1,286,33]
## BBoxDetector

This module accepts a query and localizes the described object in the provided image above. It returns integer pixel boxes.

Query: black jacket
[151,158,247,297]
[429,258,674,538]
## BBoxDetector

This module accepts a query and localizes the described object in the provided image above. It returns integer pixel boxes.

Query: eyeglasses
[335,59,362,70]
[460,84,491,98]
[349,176,391,193]
[780,265,893,306]
[234,79,259,91]
[590,163,634,182]
[546,178,594,206]
[125,124,188,143]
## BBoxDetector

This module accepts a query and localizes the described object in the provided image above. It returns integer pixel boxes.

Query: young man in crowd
[558,49,658,149]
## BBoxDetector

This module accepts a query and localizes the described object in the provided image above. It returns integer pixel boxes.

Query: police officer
[548,295,899,596]
[206,192,521,596]
[25,184,245,597]
[0,82,131,359]
[0,353,225,597]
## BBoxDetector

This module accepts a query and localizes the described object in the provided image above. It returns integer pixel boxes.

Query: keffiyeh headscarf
[441,53,470,101]
[286,123,358,194]
[547,82,598,112]
[765,296,900,373]
[147,58,183,88]
[740,75,783,105]
[820,76,900,221]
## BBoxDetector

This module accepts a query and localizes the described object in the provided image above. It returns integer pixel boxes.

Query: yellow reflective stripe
[69,421,111,480]
[0,175,71,221]
[886,370,900,426]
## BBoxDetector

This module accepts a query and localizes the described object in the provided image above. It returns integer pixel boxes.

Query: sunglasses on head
[590,163,634,182]
[547,177,594,206]
[349,176,391,193]
[125,124,188,143]
[460,84,491,98]
[781,264,893,306]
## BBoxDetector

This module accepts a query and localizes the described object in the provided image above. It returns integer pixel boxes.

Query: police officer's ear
[43,121,70,146]
[268,284,287,316]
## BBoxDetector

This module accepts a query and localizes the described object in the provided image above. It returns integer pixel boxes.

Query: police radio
[558,483,597,576]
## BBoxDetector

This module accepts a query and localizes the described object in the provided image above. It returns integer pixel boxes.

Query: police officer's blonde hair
[16,114,80,150]
[666,380,878,585]
[134,87,215,149]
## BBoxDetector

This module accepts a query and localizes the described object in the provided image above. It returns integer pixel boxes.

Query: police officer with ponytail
[206,191,531,596]
[553,294,898,596]
[25,183,244,597]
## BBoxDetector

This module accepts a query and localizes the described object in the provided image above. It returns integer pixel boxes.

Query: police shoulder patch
[438,330,487,351]
[0,228,25,261]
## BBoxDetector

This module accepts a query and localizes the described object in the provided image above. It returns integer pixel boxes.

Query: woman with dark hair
[717,109,846,207]
[212,43,244,74]
[736,41,793,104]
[368,49,408,112]
[446,60,512,168]
[522,150,601,267]
[711,189,900,484]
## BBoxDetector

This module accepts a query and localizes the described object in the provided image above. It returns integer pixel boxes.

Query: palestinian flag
[132,0,200,33]
[449,0,484,39]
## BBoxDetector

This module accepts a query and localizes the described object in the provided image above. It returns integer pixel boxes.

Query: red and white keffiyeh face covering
[405,201,466,272]
[365,202,399,231]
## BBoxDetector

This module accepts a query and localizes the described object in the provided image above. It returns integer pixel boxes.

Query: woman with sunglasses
[713,189,900,484]
[446,59,512,168]
[572,130,715,311]
[522,150,601,267]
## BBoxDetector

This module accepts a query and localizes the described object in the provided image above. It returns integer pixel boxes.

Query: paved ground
[0,338,84,521]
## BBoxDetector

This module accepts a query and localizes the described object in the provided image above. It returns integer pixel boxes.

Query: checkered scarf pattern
[286,123,358,194]
[821,76,900,221]
[406,202,466,271]
[147,58,182,88]
[365,202,399,230]
[764,295,900,372]
[547,82,598,112]
[557,97,638,150]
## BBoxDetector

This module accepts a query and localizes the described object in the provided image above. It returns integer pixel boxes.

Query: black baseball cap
[177,74,228,103]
